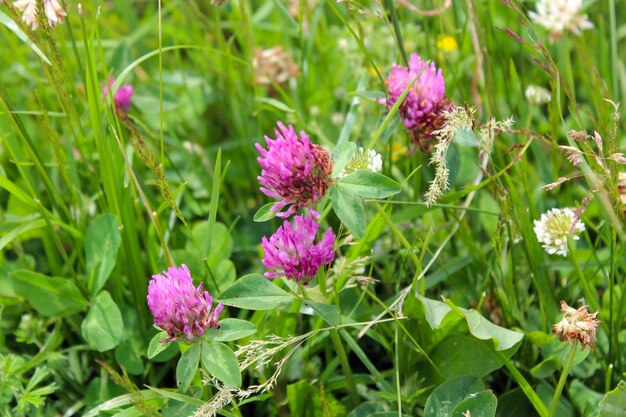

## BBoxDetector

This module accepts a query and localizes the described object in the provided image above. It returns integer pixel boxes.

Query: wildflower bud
[618,172,626,205]
[147,264,223,342]
[553,300,600,351]
[608,153,626,165]
[525,85,552,105]
[533,208,585,256]
[559,145,583,166]
[568,130,588,142]
[592,131,603,149]
[540,176,569,191]
[261,214,335,284]
[256,122,333,218]
[103,77,134,112]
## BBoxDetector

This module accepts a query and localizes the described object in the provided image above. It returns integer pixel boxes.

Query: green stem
[568,243,599,311]
[329,329,359,407]
[548,343,578,417]
[493,349,549,417]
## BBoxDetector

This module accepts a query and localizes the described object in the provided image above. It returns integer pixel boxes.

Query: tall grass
[1,1,625,416]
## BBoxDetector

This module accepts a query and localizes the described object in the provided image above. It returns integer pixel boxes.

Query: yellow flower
[436,35,458,53]
[391,142,407,162]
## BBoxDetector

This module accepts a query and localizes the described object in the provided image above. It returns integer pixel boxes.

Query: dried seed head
[552,300,600,351]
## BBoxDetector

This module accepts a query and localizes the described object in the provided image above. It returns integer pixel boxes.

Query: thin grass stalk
[548,344,577,417]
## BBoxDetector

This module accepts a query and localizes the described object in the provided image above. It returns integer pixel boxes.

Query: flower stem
[493,349,549,417]
[329,329,359,407]
[548,343,578,417]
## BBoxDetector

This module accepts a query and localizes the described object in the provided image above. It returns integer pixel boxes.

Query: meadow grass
[1,1,625,416]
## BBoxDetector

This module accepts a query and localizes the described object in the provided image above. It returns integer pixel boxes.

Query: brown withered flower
[552,300,600,352]
[253,47,300,87]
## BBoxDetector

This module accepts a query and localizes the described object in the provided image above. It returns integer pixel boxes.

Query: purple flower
[256,122,333,218]
[147,264,223,342]
[103,77,134,112]
[385,54,452,152]
[261,214,335,284]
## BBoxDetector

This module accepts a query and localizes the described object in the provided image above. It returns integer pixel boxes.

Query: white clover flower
[533,208,585,256]
[525,85,552,105]
[13,0,67,30]
[338,147,382,178]
[529,0,593,41]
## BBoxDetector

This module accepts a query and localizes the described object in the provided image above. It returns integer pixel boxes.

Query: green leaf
[431,334,504,378]
[496,388,536,417]
[330,186,366,239]
[454,128,480,147]
[304,301,340,326]
[598,380,626,417]
[337,171,401,198]
[11,270,88,317]
[253,202,277,222]
[462,308,522,350]
[424,375,484,417]
[176,343,201,392]
[569,379,603,417]
[215,259,237,290]
[115,339,144,375]
[531,337,591,379]
[81,291,124,352]
[147,331,171,359]
[347,402,386,417]
[451,390,497,417]
[82,390,161,417]
[331,142,357,178]
[145,385,204,407]
[188,221,232,269]
[85,213,121,295]
[287,381,324,417]
[417,295,524,351]
[201,342,241,388]
[218,274,294,310]
[204,319,256,342]
[0,11,51,64]
[255,97,295,113]
[0,218,46,252]
[418,295,454,329]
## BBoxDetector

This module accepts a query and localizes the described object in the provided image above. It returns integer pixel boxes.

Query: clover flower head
[534,208,585,256]
[256,122,333,218]
[147,264,223,342]
[14,0,66,30]
[103,77,134,112]
[385,53,446,130]
[253,46,300,86]
[338,147,382,178]
[529,0,593,41]
[525,85,552,105]
[261,214,335,284]
[553,300,600,351]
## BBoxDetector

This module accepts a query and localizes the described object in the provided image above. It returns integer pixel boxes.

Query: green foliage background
[1,0,626,416]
